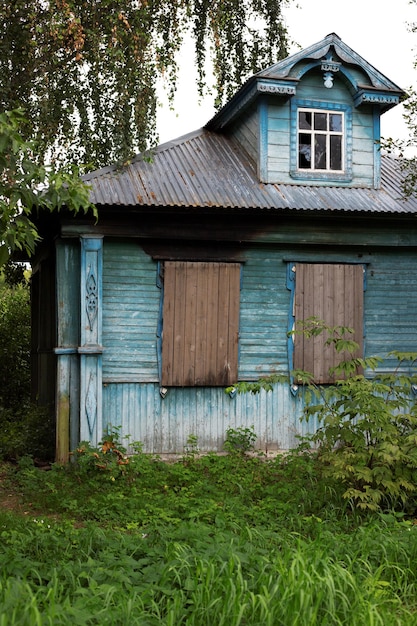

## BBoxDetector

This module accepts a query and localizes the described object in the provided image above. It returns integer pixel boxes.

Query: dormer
[205,33,406,189]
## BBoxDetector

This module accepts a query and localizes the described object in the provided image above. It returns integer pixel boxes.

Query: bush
[295,320,417,512]
[0,405,55,462]
[0,274,55,461]
[223,425,257,455]
[0,277,31,410]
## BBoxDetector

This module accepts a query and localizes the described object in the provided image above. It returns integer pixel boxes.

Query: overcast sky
[157,0,416,144]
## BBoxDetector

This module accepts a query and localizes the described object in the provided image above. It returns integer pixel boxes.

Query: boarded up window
[293,263,363,383]
[161,261,240,386]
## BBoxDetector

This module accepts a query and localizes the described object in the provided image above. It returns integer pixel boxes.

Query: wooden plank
[322,263,334,378]
[56,356,70,464]
[195,263,208,385]
[334,264,348,377]
[314,263,326,380]
[217,264,229,383]
[206,263,219,385]
[183,263,197,386]
[61,219,417,248]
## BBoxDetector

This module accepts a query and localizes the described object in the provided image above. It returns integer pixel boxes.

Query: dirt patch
[0,462,65,522]
[0,463,45,517]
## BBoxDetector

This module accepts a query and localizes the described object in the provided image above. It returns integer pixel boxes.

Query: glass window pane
[297,108,344,173]
[329,113,342,132]
[314,112,327,131]
[330,135,342,170]
[314,135,326,169]
[298,134,311,168]
[299,111,312,130]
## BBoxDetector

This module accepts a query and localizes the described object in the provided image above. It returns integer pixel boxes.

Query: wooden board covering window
[294,263,363,383]
[162,261,240,386]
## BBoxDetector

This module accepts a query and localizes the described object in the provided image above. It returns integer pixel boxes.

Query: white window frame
[297,107,345,173]
[290,99,353,183]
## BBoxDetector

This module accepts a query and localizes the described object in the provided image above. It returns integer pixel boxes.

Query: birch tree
[0,0,291,169]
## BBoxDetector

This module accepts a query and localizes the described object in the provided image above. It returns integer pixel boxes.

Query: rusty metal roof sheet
[83,129,417,215]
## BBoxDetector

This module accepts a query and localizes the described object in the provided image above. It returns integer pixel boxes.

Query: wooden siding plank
[230,104,259,163]
[217,264,230,384]
[314,264,326,380]
[206,263,219,385]
[102,242,160,381]
[102,380,313,454]
[322,263,334,378]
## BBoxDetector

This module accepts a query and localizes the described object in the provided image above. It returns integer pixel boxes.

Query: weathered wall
[99,238,417,454]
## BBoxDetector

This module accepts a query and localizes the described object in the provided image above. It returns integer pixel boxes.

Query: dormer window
[290,99,353,183]
[298,108,344,172]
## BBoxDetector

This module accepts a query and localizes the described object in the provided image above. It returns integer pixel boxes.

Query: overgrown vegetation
[0,272,30,409]
[225,318,417,513]
[0,109,94,267]
[301,350,417,512]
[0,269,55,461]
[1,435,417,624]
[2,295,417,620]
[289,319,417,512]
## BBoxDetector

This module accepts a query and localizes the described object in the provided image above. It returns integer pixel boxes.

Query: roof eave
[205,76,298,131]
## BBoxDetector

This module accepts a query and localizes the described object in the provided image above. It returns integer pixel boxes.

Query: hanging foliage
[0,109,93,267]
[0,0,290,169]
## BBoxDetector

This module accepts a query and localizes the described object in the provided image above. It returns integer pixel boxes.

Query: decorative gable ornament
[320,54,342,88]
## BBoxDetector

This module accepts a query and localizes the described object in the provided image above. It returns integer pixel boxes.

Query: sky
[157,0,416,145]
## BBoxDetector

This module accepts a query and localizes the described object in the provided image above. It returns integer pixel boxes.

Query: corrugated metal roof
[83,129,417,215]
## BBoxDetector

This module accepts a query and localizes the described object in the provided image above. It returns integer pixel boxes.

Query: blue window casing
[290,99,353,183]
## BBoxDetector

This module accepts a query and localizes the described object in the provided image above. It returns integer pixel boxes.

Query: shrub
[0,404,55,462]
[0,277,31,410]
[0,274,55,461]
[223,425,257,455]
[295,320,417,512]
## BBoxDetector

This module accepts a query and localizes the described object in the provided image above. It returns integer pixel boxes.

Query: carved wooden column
[55,239,80,463]
[79,236,103,446]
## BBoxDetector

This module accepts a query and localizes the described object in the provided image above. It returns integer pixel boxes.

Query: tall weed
[1,514,416,624]
[2,431,417,624]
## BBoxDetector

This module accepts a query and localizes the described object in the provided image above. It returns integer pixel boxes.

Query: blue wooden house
[31,34,417,461]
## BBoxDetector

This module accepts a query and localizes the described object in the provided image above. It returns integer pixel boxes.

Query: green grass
[1,449,417,624]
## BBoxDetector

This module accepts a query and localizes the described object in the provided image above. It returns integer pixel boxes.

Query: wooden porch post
[55,240,81,463]
[79,236,103,447]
